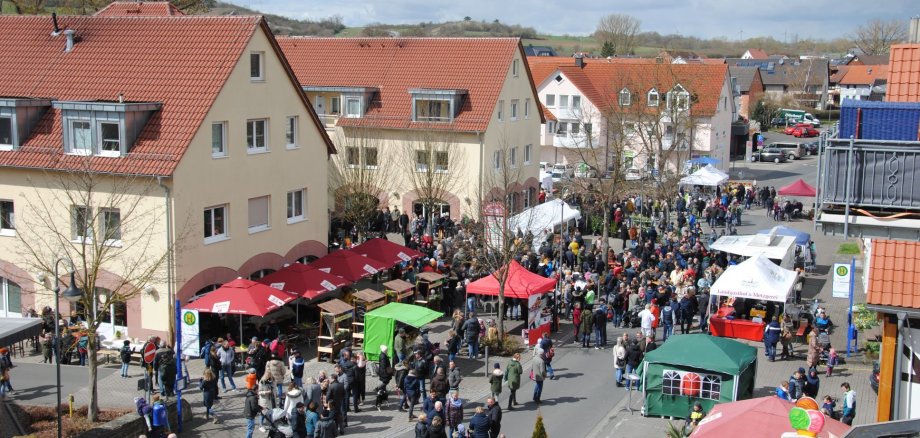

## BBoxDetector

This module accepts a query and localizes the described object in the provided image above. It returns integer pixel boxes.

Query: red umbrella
[691,396,850,438]
[351,238,424,267]
[185,278,297,316]
[256,263,349,300]
[308,249,389,283]
[778,179,817,197]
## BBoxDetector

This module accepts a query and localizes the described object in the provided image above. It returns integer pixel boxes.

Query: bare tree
[594,14,642,56]
[17,161,175,422]
[400,127,466,233]
[330,126,394,241]
[851,18,908,55]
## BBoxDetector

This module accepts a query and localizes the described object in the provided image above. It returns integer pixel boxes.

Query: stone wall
[76,398,193,438]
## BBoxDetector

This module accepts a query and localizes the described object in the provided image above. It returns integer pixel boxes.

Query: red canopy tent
[778,178,817,197]
[308,249,389,283]
[351,238,424,267]
[692,396,850,438]
[256,263,349,301]
[466,261,557,299]
[184,278,298,343]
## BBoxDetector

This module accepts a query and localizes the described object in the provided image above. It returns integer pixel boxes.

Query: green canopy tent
[363,302,442,361]
[638,334,757,418]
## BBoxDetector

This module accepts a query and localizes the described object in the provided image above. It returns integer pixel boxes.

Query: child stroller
[265,408,293,438]
[817,330,832,365]
[626,304,644,328]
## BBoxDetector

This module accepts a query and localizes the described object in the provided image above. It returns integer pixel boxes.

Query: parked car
[770,117,787,128]
[793,125,819,138]
[770,142,805,160]
[784,123,813,135]
[751,147,788,163]
[624,167,642,181]
[801,142,819,155]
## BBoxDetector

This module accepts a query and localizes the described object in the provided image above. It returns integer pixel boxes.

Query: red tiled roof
[94,1,184,16]
[839,65,888,86]
[278,37,543,132]
[886,44,920,103]
[528,58,727,117]
[745,49,769,59]
[830,65,851,84]
[867,239,920,310]
[541,103,556,122]
[0,15,332,176]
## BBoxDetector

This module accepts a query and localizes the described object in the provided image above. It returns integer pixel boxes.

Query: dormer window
[345,97,362,117]
[667,85,690,111]
[409,88,467,123]
[54,100,161,157]
[302,86,377,120]
[0,98,52,151]
[619,89,632,106]
[647,89,660,107]
[0,117,13,148]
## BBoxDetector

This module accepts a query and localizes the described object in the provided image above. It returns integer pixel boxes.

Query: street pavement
[2,129,878,437]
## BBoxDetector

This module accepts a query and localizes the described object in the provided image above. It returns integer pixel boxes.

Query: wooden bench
[794,322,810,346]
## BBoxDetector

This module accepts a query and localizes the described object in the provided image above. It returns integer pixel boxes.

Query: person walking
[840,382,856,425]
[119,340,133,378]
[447,361,462,393]
[264,354,288,402]
[395,328,409,363]
[199,368,219,423]
[463,313,481,359]
[258,378,275,431]
[532,349,547,404]
[504,353,522,410]
[290,349,306,388]
[613,337,627,387]
[445,390,464,436]
[807,328,821,369]
[218,340,237,392]
[403,369,420,420]
[486,397,502,438]
[661,296,676,342]
[488,363,503,404]
[804,368,820,399]
[283,382,305,419]
[625,339,643,391]
[580,305,594,348]
[572,302,582,343]
[763,317,781,362]
[243,386,262,438]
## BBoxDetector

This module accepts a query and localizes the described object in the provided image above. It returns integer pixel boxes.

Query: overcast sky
[227,0,915,40]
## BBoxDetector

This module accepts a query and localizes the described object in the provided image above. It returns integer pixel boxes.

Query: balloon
[680,372,701,397]
[795,397,820,412]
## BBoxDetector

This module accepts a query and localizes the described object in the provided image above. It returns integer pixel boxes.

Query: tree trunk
[497,282,505,342]
[87,333,99,422]
[601,207,610,254]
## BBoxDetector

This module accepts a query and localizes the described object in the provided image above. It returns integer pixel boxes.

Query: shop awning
[709,254,797,303]
[679,164,729,187]
[351,238,424,267]
[184,278,298,316]
[756,225,811,246]
[466,260,557,299]
[308,249,389,283]
[0,317,42,348]
[257,263,349,301]
[365,302,443,328]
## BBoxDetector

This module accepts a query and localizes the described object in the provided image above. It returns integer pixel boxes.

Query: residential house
[0,11,333,340]
[524,44,557,57]
[277,37,543,218]
[529,56,734,173]
[726,58,829,109]
[828,65,851,109]
[728,66,764,120]
[658,50,706,64]
[741,48,769,59]
[864,239,920,422]
[93,1,185,15]
[844,53,890,66]
[839,65,888,102]
[886,44,920,103]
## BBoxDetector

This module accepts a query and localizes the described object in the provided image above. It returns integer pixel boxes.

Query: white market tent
[509,198,581,250]
[679,164,729,187]
[709,254,798,303]
[539,170,553,193]
[709,232,797,269]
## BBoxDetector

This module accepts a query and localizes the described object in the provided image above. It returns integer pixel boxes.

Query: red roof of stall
[256,263,349,301]
[778,179,817,197]
[351,238,424,267]
[184,279,297,316]
[308,250,389,283]
[466,261,557,299]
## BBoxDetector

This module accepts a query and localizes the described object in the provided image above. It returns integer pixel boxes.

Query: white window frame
[285,116,298,149]
[619,88,632,106]
[68,119,93,156]
[345,146,360,168]
[510,99,519,121]
[246,119,268,154]
[512,59,519,77]
[344,97,362,118]
[524,144,532,165]
[572,95,582,110]
[203,204,228,244]
[250,52,264,81]
[330,97,341,115]
[286,189,306,224]
[0,200,14,237]
[211,122,227,158]
[248,196,270,234]
[524,98,531,119]
[559,95,569,109]
[545,94,555,107]
[415,150,430,172]
[71,205,93,243]
[497,100,504,121]
[510,146,518,167]
[363,147,378,170]
[493,150,502,170]
[0,116,14,150]
[647,89,660,107]
[100,208,122,246]
[668,85,690,111]
[96,120,122,157]
[434,151,448,173]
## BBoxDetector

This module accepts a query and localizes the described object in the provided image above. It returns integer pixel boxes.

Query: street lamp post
[53,258,84,438]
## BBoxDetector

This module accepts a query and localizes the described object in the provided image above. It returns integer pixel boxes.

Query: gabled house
[524,44,557,57]
[839,65,888,102]
[728,66,764,120]
[741,48,769,60]
[726,58,829,109]
[0,10,333,339]
[529,56,733,174]
[278,37,544,218]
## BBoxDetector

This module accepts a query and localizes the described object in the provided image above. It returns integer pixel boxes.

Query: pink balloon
[806,410,825,433]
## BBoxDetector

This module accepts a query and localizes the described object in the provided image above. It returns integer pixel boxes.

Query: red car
[793,126,819,137]
[784,123,812,135]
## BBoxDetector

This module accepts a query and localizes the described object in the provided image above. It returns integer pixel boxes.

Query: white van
[770,142,805,160]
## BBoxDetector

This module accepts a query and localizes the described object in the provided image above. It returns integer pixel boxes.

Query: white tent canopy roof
[509,198,581,249]
[709,233,797,266]
[709,254,798,303]
[679,164,729,187]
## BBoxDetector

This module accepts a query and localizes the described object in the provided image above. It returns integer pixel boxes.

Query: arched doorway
[412,198,451,219]
[0,276,21,318]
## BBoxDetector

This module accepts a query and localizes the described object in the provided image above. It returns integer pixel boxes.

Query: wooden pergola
[415,272,446,309]
[350,288,386,348]
[383,279,415,304]
[316,298,353,363]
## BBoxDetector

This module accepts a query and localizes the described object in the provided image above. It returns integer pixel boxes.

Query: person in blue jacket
[763,317,782,362]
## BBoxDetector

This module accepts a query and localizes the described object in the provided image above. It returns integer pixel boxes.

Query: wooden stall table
[415,272,446,310]
[316,299,353,363]
[350,289,386,349]
[708,306,765,342]
[383,279,415,304]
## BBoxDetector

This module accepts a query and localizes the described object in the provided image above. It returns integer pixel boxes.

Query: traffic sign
[143,341,157,364]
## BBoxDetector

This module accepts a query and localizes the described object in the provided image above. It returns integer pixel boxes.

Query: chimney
[911,16,920,44]
[574,53,585,69]
[51,13,61,36]
[64,29,75,52]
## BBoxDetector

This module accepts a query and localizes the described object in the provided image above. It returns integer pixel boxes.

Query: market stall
[507,198,582,251]
[710,232,798,269]
[351,238,424,267]
[415,272,446,309]
[692,396,850,438]
[466,260,557,345]
[362,302,442,361]
[708,254,798,342]
[639,334,757,419]
[679,164,729,187]
[309,249,389,283]
[256,263,349,323]
[383,279,415,303]
[316,299,354,363]
[350,288,386,349]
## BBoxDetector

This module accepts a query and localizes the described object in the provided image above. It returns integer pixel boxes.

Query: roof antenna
[51,13,61,37]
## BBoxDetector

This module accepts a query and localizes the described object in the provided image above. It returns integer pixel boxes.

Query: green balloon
[789,407,811,430]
